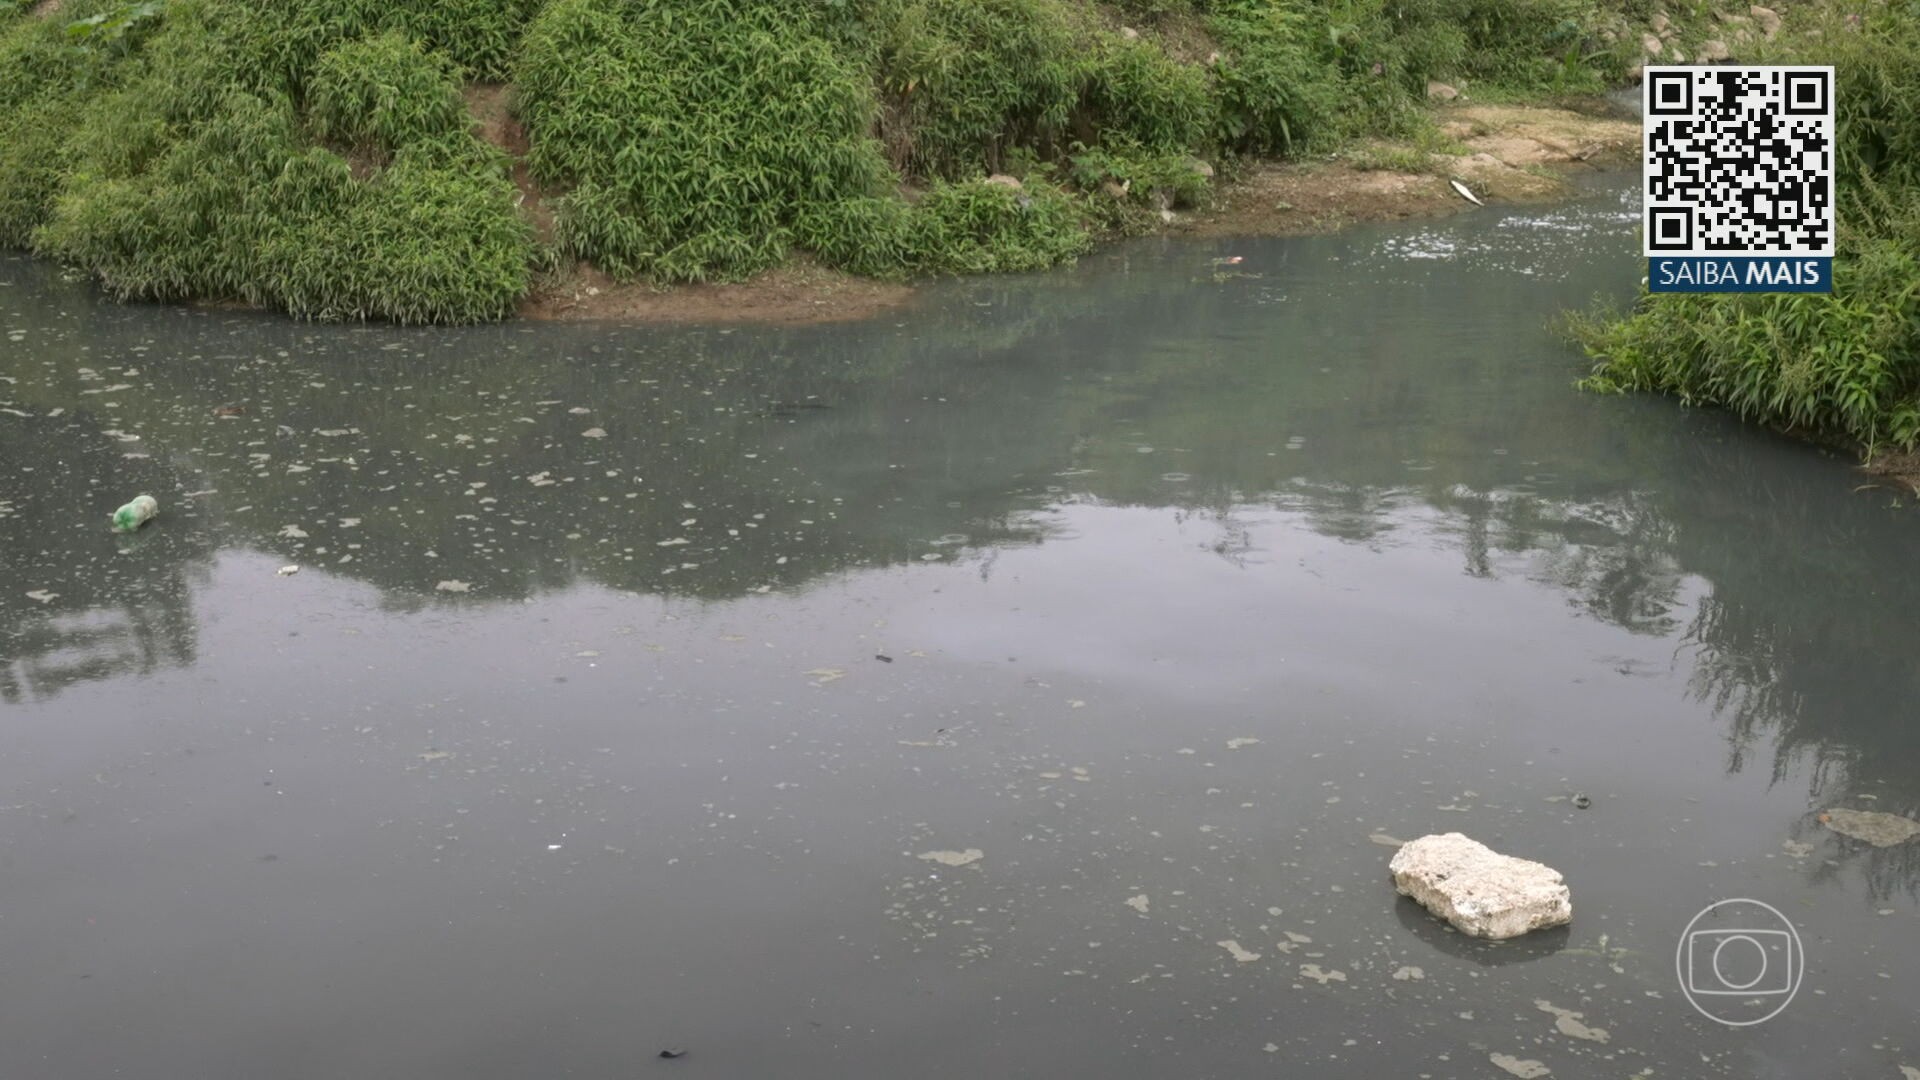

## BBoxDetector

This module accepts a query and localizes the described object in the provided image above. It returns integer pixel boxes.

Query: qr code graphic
[1644,66,1834,258]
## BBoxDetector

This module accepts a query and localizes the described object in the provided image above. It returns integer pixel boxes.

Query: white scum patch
[1124,894,1150,914]
[1534,1000,1608,1043]
[1217,940,1261,963]
[917,849,982,867]
[1490,1053,1550,1078]
[1391,965,1425,981]
[436,580,471,593]
[1226,737,1260,749]
[1298,964,1345,984]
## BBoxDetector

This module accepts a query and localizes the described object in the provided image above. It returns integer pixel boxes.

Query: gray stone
[1389,833,1572,940]
[1750,4,1781,37]
[1700,38,1731,61]
[1641,31,1664,56]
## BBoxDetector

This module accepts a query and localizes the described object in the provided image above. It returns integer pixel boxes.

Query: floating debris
[1226,737,1261,750]
[581,427,607,439]
[917,849,983,868]
[805,668,846,684]
[1535,1000,1608,1043]
[1298,964,1346,984]
[1217,940,1262,963]
[1124,894,1150,914]
[1451,178,1485,206]
[1390,833,1571,939]
[1391,965,1425,981]
[435,580,472,593]
[24,589,57,604]
[110,494,159,533]
[1821,808,1920,847]
[1490,1053,1550,1078]
[276,565,300,576]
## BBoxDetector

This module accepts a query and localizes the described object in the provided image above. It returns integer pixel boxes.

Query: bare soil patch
[464,83,555,245]
[519,258,918,326]
[1178,101,1638,239]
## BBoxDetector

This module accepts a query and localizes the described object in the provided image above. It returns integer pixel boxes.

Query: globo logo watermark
[1676,898,1805,1026]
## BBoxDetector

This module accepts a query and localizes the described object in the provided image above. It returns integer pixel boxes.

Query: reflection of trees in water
[2,601,197,703]
[0,412,210,703]
[6,246,1916,892]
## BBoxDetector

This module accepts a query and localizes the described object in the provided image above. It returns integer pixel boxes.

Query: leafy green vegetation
[0,0,1668,322]
[308,32,468,158]
[1570,4,1920,455]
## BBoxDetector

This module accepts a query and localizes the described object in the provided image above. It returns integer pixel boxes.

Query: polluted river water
[3,178,1918,1079]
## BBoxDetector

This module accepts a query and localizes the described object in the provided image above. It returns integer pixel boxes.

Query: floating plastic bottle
[111,494,159,533]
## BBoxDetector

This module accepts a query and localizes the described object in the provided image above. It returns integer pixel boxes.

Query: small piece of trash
[1226,737,1260,749]
[1391,965,1425,981]
[276,565,300,576]
[1298,964,1346,984]
[805,668,846,684]
[546,844,563,851]
[436,580,471,593]
[1124,894,1150,914]
[581,427,607,439]
[1451,178,1484,206]
[111,494,159,533]
[875,654,893,663]
[658,1048,687,1060]
[24,589,57,604]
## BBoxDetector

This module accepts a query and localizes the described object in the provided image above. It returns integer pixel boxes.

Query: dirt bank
[519,259,918,325]
[1178,101,1639,239]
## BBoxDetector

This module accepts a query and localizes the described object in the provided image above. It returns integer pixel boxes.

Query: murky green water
[4,179,1917,1079]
